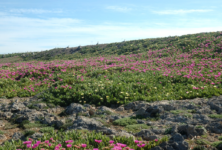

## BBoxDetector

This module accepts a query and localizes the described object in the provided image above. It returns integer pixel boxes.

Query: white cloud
[0,15,221,54]
[152,9,213,15]
[9,9,62,14]
[106,6,132,12]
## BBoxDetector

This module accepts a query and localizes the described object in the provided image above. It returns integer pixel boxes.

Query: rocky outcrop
[1,96,222,149]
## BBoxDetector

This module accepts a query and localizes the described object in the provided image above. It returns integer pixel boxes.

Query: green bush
[208,114,222,119]
[24,130,35,137]
[39,127,55,133]
[113,117,137,126]
[124,124,150,133]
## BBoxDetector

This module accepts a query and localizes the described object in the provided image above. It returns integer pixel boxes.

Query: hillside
[0,31,222,150]
[1,31,222,63]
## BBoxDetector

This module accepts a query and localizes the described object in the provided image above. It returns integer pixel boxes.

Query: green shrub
[23,122,47,129]
[195,139,210,145]
[192,145,207,150]
[0,130,4,134]
[39,127,54,133]
[208,114,222,119]
[124,124,150,133]
[164,127,172,135]
[24,130,35,137]
[170,110,186,115]
[211,141,222,147]
[113,117,137,126]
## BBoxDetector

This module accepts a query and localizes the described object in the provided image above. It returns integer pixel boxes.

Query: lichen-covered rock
[65,103,86,115]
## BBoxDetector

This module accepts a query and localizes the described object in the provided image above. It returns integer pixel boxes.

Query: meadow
[0,31,222,149]
[0,32,222,107]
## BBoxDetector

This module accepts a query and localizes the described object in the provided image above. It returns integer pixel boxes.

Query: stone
[65,103,86,115]
[29,133,44,140]
[206,122,222,134]
[33,103,48,109]
[115,106,124,111]
[0,134,7,140]
[97,106,113,114]
[11,132,25,140]
[208,95,222,113]
[0,120,5,127]
[135,129,159,141]
[150,146,163,150]
[89,109,96,116]
[10,103,27,113]
[68,116,103,130]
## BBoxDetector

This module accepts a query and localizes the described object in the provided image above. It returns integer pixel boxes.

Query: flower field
[0,31,222,149]
[1,129,168,150]
[0,32,222,107]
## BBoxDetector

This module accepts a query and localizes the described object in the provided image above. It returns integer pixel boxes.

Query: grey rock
[10,103,27,113]
[109,115,122,122]
[96,126,116,135]
[124,102,137,110]
[33,103,48,109]
[29,133,44,140]
[15,111,45,123]
[197,107,212,114]
[0,111,13,119]
[89,109,96,116]
[150,146,163,150]
[137,119,146,124]
[195,127,207,136]
[208,96,222,113]
[0,120,5,127]
[146,105,164,117]
[115,106,124,111]
[97,106,113,114]
[207,122,222,133]
[152,129,165,134]
[193,114,211,124]
[136,107,148,116]
[42,116,56,125]
[165,133,189,150]
[135,129,159,140]
[53,118,66,128]
[116,131,135,140]
[11,132,24,140]
[169,133,184,143]
[65,103,86,115]
[68,116,103,130]
[0,134,6,140]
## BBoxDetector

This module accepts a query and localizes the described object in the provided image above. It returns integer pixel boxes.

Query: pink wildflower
[81,144,87,148]
[95,139,102,144]
[67,144,72,148]
[134,140,139,144]
[109,140,114,144]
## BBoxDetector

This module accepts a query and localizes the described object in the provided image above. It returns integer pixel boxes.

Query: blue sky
[0,0,222,54]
